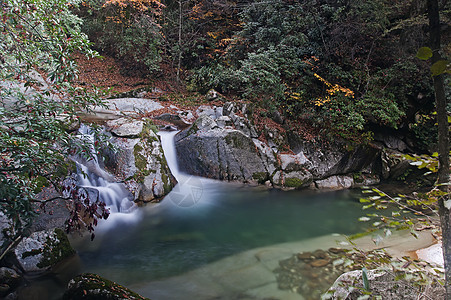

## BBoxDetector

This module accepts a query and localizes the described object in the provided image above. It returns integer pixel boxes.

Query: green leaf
[362,268,370,291]
[430,60,449,76]
[416,47,432,60]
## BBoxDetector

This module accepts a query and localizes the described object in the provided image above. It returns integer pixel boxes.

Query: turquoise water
[18,181,371,300]
[69,182,367,286]
[17,130,374,299]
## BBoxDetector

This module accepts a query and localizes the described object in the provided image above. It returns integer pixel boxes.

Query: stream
[20,131,371,299]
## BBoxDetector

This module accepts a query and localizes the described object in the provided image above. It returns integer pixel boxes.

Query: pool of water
[69,182,367,285]
[17,131,374,299]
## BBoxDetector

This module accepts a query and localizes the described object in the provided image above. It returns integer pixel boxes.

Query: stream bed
[18,131,376,299]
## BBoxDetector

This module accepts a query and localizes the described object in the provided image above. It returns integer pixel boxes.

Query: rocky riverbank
[85,97,426,194]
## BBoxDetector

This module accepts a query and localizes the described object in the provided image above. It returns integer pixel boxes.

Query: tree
[0,0,109,254]
[75,0,164,75]
[426,0,450,297]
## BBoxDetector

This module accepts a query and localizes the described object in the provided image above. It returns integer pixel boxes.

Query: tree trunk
[176,0,182,84]
[427,0,450,298]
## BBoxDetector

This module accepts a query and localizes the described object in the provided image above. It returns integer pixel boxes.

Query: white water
[157,130,225,209]
[157,130,181,181]
[75,125,136,218]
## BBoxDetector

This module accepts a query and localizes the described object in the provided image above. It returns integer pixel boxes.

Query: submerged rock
[325,269,445,299]
[14,228,75,274]
[63,273,150,300]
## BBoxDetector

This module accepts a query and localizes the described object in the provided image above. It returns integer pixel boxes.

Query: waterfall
[157,130,181,181]
[158,130,225,209]
[75,124,135,214]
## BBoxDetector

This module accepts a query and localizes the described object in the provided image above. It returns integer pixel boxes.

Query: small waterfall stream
[157,130,181,181]
[75,125,135,214]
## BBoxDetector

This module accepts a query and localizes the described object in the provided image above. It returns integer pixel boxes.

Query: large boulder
[63,273,149,300]
[104,118,176,202]
[175,115,276,183]
[83,98,164,122]
[287,132,381,180]
[14,228,75,274]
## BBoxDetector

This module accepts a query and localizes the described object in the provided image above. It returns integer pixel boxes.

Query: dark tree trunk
[427,0,450,298]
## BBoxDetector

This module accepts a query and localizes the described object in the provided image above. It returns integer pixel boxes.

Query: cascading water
[157,130,214,208]
[75,124,135,214]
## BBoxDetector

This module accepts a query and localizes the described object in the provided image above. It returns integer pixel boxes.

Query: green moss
[22,248,42,259]
[140,119,159,138]
[352,172,364,184]
[28,229,76,269]
[63,273,150,300]
[134,144,146,170]
[284,177,307,188]
[252,172,268,184]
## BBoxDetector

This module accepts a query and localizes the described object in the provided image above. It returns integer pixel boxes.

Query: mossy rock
[63,273,150,300]
[252,172,269,184]
[284,177,308,188]
[15,228,75,273]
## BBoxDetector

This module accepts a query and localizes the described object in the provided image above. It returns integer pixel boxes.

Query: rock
[0,211,14,246]
[328,248,345,254]
[63,273,149,300]
[287,132,381,180]
[154,113,190,129]
[223,102,237,117]
[206,89,220,101]
[297,252,312,261]
[233,116,259,138]
[106,118,143,138]
[315,175,354,190]
[196,105,221,120]
[374,132,408,152]
[278,153,311,172]
[175,115,277,183]
[272,170,313,189]
[325,269,445,299]
[84,98,164,122]
[216,116,233,128]
[310,259,330,268]
[14,229,75,274]
[264,126,286,150]
[351,173,381,187]
[104,120,176,202]
[174,103,385,189]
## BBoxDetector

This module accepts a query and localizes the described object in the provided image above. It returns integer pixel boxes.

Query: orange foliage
[103,0,164,24]
[313,73,354,106]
